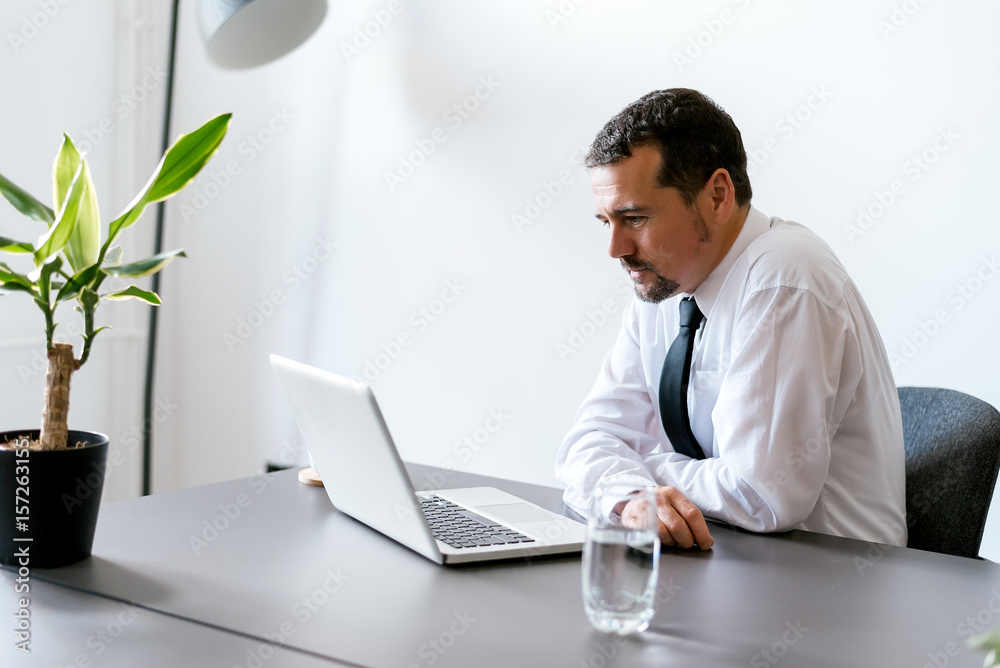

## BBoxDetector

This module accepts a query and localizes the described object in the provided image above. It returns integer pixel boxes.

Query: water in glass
[582,486,660,635]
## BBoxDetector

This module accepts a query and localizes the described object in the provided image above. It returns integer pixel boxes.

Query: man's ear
[705,168,736,223]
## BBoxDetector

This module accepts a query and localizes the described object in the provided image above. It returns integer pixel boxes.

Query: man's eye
[625,216,645,226]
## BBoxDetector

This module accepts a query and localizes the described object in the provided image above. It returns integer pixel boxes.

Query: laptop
[269,354,586,564]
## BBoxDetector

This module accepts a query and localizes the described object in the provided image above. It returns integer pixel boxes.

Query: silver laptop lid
[269,354,443,564]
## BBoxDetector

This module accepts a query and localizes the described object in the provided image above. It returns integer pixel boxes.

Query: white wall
[3,1,999,558]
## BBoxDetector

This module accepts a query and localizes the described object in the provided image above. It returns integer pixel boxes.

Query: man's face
[591,145,717,302]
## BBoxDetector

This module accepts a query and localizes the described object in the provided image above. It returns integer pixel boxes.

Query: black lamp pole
[141,0,182,496]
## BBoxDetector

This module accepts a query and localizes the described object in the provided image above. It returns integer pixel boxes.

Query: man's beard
[620,257,679,303]
[619,211,711,303]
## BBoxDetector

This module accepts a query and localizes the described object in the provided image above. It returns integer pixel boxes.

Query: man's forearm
[641,452,789,532]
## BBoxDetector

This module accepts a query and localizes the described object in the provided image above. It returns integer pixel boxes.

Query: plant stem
[39,342,79,450]
[43,304,55,349]
[79,300,95,367]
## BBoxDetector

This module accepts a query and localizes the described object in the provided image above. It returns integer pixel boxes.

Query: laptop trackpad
[478,503,556,525]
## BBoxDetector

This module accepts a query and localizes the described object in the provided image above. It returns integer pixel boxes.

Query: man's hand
[622,486,713,550]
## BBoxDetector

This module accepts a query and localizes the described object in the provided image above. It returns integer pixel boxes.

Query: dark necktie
[659,297,706,459]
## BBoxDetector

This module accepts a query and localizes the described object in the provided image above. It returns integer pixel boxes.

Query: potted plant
[0,113,231,568]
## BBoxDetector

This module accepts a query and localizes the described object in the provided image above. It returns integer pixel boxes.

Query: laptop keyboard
[419,496,536,549]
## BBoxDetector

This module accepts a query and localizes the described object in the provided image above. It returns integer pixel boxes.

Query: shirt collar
[689,206,770,319]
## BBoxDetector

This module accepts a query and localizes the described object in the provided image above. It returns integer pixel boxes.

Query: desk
[0,572,349,667]
[4,465,999,667]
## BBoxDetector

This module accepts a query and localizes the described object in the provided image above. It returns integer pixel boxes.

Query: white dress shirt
[556,207,907,547]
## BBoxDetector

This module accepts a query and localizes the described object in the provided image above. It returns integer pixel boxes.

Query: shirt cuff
[562,471,658,521]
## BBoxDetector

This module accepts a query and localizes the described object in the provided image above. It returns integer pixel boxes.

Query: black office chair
[898,386,1000,559]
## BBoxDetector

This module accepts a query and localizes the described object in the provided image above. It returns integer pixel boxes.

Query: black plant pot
[0,430,109,569]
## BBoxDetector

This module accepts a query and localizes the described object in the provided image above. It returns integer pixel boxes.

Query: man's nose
[608,223,636,259]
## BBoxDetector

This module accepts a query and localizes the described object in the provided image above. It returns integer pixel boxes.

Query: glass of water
[582,484,661,635]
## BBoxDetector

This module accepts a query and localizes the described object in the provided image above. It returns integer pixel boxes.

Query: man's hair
[585,88,752,207]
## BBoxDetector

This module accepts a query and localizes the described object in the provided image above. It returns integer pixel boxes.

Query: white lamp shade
[198,0,328,69]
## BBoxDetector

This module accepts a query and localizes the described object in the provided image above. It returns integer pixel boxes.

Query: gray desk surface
[0,569,351,667]
[8,465,1000,667]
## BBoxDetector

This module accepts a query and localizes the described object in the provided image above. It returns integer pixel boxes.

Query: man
[555,89,906,550]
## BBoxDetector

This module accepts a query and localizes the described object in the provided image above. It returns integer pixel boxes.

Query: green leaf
[0,264,36,295]
[35,255,63,308]
[0,281,33,294]
[55,263,100,303]
[0,236,33,254]
[34,163,85,266]
[53,135,100,272]
[104,285,161,305]
[52,135,79,215]
[103,113,231,255]
[0,172,55,224]
[146,114,232,202]
[103,249,186,278]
